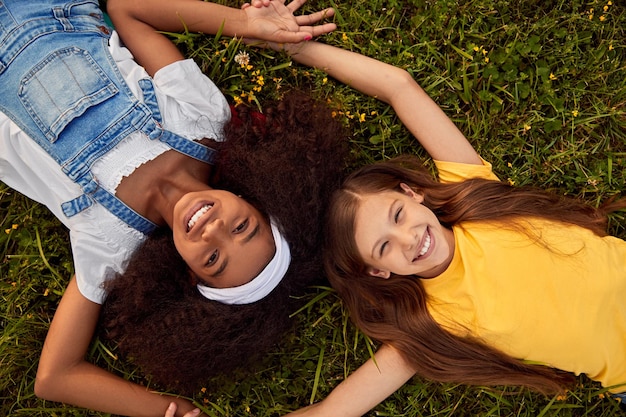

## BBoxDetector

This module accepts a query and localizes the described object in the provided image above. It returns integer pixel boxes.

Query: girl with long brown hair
[264,36,626,417]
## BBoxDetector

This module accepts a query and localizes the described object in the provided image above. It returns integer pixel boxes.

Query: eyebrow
[211,222,261,278]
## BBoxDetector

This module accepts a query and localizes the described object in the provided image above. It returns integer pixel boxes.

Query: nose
[201,218,227,241]
[392,228,415,250]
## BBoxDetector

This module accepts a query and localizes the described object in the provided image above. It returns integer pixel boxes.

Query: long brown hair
[325,155,625,394]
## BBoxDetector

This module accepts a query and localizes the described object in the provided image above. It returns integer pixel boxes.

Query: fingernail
[191,409,201,416]
[304,35,312,41]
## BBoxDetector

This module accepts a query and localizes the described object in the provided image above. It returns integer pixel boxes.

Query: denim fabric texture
[0,0,216,234]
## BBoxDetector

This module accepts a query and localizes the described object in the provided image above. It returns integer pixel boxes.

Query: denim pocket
[18,46,118,143]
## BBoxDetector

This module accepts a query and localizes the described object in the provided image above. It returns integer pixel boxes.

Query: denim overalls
[0,0,217,234]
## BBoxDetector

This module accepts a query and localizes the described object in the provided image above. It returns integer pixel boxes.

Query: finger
[252,0,271,7]
[298,22,337,38]
[165,402,177,417]
[241,2,250,9]
[285,0,307,13]
[295,8,335,25]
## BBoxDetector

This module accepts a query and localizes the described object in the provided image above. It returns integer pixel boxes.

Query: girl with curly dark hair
[0,0,339,416]
[272,41,626,416]
[101,90,349,397]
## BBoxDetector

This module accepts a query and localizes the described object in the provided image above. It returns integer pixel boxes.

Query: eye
[394,207,403,223]
[379,241,389,257]
[207,249,218,266]
[233,219,249,233]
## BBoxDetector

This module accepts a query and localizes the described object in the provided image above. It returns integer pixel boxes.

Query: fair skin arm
[165,345,416,417]
[275,41,482,165]
[35,278,202,417]
[285,345,417,417]
[106,0,336,76]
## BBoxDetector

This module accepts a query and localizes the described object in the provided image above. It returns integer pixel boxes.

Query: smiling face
[172,189,275,288]
[353,184,455,279]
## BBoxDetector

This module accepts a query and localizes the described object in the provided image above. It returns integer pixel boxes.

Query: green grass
[2,0,625,415]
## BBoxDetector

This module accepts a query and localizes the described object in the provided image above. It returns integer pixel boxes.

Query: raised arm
[281,41,482,164]
[285,345,417,417]
[106,0,336,76]
[35,278,201,417]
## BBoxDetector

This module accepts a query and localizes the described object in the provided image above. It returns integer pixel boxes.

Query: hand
[164,402,202,417]
[242,0,336,43]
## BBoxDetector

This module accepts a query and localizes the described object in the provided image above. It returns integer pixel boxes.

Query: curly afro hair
[99,90,349,394]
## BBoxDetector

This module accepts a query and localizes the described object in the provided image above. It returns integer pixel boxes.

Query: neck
[116,149,213,227]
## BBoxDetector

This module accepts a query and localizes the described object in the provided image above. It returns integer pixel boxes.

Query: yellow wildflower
[233,96,243,106]
[507,178,515,186]
[609,44,614,51]
[599,15,606,21]
[44,288,50,296]
[507,162,513,168]
[342,33,348,42]
[484,57,490,63]
[322,77,328,85]
[359,113,366,123]
[549,73,557,80]
[524,124,531,131]
[572,110,579,117]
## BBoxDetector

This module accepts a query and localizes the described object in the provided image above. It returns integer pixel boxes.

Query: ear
[400,183,424,203]
[366,266,391,279]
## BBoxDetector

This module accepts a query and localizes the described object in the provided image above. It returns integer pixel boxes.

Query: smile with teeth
[187,204,213,232]
[416,230,431,258]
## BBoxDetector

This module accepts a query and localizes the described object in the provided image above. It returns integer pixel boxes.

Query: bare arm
[35,277,201,417]
[106,0,336,76]
[285,345,417,417]
[279,41,482,164]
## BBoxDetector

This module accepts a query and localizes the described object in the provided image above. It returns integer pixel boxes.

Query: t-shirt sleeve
[433,157,500,183]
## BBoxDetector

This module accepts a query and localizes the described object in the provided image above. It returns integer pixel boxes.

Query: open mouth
[413,228,432,261]
[186,204,213,232]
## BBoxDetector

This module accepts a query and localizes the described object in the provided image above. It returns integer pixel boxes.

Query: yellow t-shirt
[424,159,626,392]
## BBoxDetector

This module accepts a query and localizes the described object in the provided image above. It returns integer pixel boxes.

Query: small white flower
[234,51,250,66]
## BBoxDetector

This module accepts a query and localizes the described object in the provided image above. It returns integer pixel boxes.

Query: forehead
[353,191,398,253]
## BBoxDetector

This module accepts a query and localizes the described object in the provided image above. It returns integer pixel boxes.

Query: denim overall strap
[139,79,217,164]
[0,1,215,234]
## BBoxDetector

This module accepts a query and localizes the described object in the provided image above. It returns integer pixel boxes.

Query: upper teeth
[187,204,212,231]
[418,232,431,257]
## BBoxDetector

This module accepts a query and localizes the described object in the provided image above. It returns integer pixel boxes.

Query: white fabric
[0,31,230,303]
[197,221,291,305]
